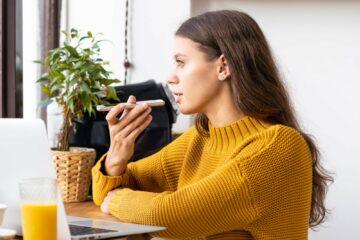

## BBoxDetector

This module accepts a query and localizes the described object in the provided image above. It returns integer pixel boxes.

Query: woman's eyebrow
[174,53,186,58]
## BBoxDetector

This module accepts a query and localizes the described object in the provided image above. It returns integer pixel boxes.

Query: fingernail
[142,103,148,109]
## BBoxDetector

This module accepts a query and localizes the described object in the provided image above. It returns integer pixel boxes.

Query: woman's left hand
[101,188,122,214]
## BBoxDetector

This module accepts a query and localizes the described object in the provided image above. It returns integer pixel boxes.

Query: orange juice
[21,203,57,240]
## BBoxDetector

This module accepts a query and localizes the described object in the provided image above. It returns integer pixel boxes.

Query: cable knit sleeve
[108,160,258,238]
[92,153,123,205]
[91,128,195,206]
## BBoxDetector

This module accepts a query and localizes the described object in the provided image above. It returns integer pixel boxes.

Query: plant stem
[56,106,72,151]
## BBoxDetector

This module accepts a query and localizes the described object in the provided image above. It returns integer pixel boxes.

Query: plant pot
[51,147,96,203]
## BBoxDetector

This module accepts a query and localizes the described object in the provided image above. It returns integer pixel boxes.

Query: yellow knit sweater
[92,116,312,240]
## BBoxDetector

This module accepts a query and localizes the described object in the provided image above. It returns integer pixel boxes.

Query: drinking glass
[19,178,57,240]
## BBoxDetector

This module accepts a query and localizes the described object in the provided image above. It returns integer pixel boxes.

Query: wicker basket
[51,147,96,203]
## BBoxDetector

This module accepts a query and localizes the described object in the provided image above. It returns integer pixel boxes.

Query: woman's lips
[172,92,183,103]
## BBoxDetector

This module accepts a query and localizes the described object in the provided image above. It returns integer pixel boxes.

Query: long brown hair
[176,10,333,228]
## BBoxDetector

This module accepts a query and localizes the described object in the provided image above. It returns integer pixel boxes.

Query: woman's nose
[166,72,179,85]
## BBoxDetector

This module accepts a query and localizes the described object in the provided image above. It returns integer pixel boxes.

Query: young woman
[92,10,333,239]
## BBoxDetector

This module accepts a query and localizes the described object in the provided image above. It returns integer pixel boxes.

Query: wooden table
[65,201,153,240]
[65,201,119,221]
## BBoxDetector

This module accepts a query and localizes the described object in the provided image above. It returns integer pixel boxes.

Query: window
[0,0,22,118]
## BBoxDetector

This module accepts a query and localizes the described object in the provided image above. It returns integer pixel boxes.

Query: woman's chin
[178,105,196,115]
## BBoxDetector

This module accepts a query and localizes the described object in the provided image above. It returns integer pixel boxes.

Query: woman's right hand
[104,95,153,176]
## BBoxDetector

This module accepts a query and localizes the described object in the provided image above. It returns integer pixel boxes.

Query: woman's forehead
[173,37,203,58]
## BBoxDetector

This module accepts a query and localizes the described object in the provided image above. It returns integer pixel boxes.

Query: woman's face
[167,37,223,115]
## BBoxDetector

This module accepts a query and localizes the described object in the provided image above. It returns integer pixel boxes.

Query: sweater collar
[207,116,272,153]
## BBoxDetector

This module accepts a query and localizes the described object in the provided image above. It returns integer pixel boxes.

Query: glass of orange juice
[19,178,57,240]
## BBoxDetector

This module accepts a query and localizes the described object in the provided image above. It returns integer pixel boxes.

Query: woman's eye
[175,59,184,67]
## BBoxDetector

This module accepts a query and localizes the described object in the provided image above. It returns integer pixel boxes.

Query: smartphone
[96,99,165,111]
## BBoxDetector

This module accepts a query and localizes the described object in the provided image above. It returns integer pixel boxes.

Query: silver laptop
[0,118,165,240]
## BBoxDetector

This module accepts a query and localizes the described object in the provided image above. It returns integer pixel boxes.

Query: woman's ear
[216,54,230,81]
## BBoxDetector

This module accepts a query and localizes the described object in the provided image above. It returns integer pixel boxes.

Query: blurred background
[1,0,359,238]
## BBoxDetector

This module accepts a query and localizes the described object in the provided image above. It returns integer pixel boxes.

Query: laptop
[0,118,166,239]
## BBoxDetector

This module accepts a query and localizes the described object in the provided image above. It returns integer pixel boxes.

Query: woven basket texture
[52,147,96,203]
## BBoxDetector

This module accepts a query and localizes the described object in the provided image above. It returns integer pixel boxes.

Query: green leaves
[64,44,79,58]
[40,83,51,96]
[33,60,44,64]
[36,74,50,83]
[106,86,119,101]
[38,98,53,109]
[35,28,121,140]
[70,28,78,38]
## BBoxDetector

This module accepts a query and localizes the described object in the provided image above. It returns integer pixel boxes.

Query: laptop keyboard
[69,224,118,236]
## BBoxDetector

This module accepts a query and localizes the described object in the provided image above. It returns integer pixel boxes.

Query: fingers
[116,110,152,141]
[127,115,153,142]
[100,195,111,214]
[100,189,123,214]
[116,104,151,131]
[105,95,136,125]
[122,95,136,117]
[106,103,126,125]
[105,94,153,147]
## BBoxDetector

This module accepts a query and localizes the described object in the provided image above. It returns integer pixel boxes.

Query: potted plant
[36,28,120,202]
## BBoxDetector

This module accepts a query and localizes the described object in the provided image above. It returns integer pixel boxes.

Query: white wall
[65,0,191,132]
[192,0,360,239]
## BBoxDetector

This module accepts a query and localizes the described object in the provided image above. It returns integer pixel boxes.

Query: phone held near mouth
[96,99,165,111]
